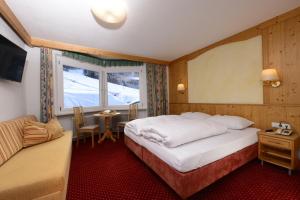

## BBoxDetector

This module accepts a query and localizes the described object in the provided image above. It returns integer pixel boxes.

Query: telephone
[274,128,293,136]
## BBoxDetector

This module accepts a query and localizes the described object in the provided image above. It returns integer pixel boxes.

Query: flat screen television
[0,34,27,82]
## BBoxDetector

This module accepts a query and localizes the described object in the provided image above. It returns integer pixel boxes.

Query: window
[54,55,146,115]
[107,72,140,106]
[63,65,100,108]
[105,67,144,107]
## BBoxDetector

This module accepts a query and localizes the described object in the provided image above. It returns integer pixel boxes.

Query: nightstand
[258,131,300,175]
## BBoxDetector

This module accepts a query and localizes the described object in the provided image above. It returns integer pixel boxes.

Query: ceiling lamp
[91,0,127,25]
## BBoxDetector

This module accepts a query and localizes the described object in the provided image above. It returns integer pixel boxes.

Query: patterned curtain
[40,48,54,123]
[62,51,143,67]
[146,64,168,116]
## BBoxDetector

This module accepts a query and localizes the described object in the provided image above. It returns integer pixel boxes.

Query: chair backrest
[73,106,85,130]
[128,102,138,121]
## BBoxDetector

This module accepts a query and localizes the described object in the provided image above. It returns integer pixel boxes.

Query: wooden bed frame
[124,136,258,199]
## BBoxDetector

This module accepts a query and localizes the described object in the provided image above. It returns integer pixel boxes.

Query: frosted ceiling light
[91,0,127,24]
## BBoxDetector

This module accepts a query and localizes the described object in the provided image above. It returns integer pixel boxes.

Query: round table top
[93,112,121,117]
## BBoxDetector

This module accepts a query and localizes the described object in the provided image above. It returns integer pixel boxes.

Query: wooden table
[94,112,120,143]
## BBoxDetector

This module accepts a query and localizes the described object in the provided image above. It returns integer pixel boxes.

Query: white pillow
[180,112,211,120]
[208,115,254,130]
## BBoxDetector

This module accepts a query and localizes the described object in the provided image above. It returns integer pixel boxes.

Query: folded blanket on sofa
[141,119,228,148]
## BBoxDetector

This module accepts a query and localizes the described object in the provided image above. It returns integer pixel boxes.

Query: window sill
[55,107,147,117]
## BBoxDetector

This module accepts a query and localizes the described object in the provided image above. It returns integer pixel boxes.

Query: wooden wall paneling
[251,105,266,129]
[265,105,287,127]
[169,103,190,114]
[262,28,271,104]
[263,22,286,104]
[284,16,300,104]
[258,6,300,30]
[295,16,300,105]
[286,106,300,134]
[189,104,217,115]
[168,60,188,103]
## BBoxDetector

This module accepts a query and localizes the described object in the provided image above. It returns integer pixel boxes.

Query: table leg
[98,116,116,143]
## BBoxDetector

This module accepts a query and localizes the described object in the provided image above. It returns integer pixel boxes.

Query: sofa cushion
[23,119,64,148]
[0,131,72,200]
[0,115,37,166]
[45,118,64,140]
[23,123,50,147]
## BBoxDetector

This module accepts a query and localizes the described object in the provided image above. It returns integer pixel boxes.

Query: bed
[124,114,259,198]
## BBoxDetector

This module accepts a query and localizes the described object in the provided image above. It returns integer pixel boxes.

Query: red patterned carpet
[67,136,300,200]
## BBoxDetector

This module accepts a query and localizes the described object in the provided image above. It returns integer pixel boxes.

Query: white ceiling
[6,0,300,61]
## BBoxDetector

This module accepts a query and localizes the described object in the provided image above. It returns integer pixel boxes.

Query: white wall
[0,17,27,121]
[23,47,40,119]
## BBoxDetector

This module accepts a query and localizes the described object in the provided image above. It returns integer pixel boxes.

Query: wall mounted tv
[0,34,27,82]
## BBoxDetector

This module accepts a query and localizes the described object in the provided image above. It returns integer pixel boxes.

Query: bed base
[124,136,258,199]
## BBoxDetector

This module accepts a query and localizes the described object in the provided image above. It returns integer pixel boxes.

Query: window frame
[54,55,103,115]
[54,54,147,116]
[104,66,147,110]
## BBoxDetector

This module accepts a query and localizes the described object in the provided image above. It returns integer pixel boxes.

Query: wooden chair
[73,106,100,148]
[117,102,139,139]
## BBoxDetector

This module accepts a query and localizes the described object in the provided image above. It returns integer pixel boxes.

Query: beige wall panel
[188,36,263,104]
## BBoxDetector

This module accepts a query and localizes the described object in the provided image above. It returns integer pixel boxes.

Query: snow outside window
[63,65,100,108]
[106,72,140,106]
[54,55,146,115]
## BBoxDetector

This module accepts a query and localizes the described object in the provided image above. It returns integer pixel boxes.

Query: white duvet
[141,118,228,147]
[124,115,183,136]
[125,114,228,148]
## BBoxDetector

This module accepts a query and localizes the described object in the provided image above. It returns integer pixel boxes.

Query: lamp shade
[91,0,127,24]
[261,69,279,81]
[177,83,185,92]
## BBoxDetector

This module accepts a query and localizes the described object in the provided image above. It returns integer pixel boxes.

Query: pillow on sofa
[46,118,64,139]
[0,115,38,166]
[23,125,50,147]
[26,120,46,127]
[23,118,64,147]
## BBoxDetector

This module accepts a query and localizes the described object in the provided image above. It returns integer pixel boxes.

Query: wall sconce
[261,68,281,88]
[177,83,185,94]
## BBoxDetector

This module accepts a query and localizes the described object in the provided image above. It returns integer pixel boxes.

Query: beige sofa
[0,115,72,200]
